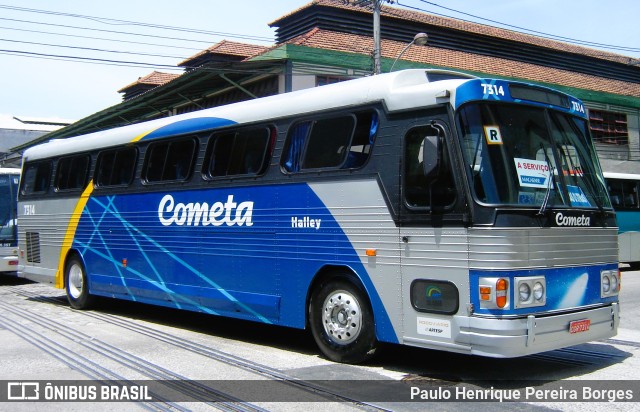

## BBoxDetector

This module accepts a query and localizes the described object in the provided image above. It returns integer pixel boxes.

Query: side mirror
[422,134,441,177]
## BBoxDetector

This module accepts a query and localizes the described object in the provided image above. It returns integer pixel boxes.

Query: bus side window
[302,116,354,169]
[344,111,378,169]
[55,155,90,192]
[143,138,197,183]
[404,125,456,210]
[20,161,52,196]
[282,111,377,173]
[95,147,137,187]
[203,127,271,178]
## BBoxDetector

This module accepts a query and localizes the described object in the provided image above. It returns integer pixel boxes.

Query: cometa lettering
[158,194,253,227]
[555,212,591,227]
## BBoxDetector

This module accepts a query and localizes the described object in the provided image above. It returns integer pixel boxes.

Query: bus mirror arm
[422,135,441,177]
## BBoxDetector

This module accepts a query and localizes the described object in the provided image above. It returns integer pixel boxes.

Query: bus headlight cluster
[514,276,546,309]
[601,270,620,297]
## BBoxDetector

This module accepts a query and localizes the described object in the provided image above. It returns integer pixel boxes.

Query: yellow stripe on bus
[56,181,95,288]
[55,128,154,288]
[130,129,154,142]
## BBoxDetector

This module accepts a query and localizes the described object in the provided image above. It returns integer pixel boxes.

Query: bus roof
[0,168,20,175]
[23,69,583,161]
[603,171,640,180]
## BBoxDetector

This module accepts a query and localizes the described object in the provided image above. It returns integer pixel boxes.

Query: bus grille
[25,232,41,263]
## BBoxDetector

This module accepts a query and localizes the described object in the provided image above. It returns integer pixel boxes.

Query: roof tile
[117,71,180,93]
[283,28,640,98]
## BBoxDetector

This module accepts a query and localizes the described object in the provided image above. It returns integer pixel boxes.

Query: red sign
[569,319,591,334]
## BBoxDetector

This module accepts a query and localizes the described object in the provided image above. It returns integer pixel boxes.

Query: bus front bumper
[1,255,19,274]
[459,303,619,357]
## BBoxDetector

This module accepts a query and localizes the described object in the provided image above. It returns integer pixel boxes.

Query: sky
[1,0,639,121]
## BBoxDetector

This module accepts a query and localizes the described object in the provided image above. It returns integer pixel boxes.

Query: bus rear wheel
[65,256,94,310]
[309,278,377,364]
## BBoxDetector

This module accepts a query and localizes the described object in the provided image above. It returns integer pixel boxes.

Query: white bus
[604,172,640,267]
[18,70,619,363]
[0,168,20,274]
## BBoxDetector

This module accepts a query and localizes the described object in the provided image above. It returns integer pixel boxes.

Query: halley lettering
[555,212,591,227]
[291,216,322,230]
[158,194,253,227]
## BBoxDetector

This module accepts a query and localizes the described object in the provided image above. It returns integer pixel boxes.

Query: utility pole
[372,0,382,75]
[350,0,391,75]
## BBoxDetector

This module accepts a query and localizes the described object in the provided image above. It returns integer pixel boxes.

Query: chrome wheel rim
[68,264,84,299]
[322,290,362,345]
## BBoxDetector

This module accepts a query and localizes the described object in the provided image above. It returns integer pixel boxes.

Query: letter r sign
[483,126,503,145]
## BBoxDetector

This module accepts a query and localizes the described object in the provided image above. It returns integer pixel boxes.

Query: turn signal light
[479,286,491,301]
[496,278,508,308]
[479,277,510,310]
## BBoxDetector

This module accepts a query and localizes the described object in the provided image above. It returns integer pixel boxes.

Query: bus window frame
[141,136,198,185]
[607,178,639,210]
[281,110,378,174]
[94,146,139,189]
[54,154,91,193]
[402,121,458,212]
[20,160,53,197]
[202,125,274,181]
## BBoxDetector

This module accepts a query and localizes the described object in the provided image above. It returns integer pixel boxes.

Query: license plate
[569,319,591,334]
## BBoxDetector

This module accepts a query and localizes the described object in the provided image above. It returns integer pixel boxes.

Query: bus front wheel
[309,278,377,364]
[65,256,94,310]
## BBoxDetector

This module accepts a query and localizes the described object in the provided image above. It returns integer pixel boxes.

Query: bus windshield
[458,103,611,210]
[0,173,19,246]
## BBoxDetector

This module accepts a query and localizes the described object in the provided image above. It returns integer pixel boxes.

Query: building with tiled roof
[117,71,181,101]
[14,0,640,172]
[179,40,269,69]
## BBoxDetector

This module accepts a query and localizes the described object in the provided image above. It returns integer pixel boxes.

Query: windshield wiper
[537,143,557,216]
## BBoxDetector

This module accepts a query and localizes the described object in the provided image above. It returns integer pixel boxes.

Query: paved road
[0,271,639,411]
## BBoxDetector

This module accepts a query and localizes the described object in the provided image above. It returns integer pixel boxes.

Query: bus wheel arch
[64,251,95,310]
[307,266,378,364]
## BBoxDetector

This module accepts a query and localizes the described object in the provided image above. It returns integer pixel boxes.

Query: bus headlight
[533,281,544,301]
[601,270,620,297]
[611,274,618,293]
[514,276,546,309]
[602,274,610,294]
[519,283,531,302]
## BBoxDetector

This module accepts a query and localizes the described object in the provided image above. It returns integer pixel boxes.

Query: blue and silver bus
[604,172,640,267]
[0,168,20,274]
[18,70,619,363]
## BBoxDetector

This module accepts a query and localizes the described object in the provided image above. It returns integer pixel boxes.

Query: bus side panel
[73,180,401,343]
[306,180,402,343]
[19,198,81,284]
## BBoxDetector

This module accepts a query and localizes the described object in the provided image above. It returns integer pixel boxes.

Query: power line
[0,17,232,45]
[0,4,274,43]
[397,0,640,55]
[0,48,184,70]
[0,37,188,60]
[0,25,205,51]
[0,43,384,78]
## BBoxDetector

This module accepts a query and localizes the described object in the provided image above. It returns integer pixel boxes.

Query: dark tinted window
[204,127,272,178]
[95,147,137,187]
[55,155,90,191]
[608,178,639,210]
[404,125,456,209]
[143,138,197,183]
[282,111,377,172]
[20,161,52,196]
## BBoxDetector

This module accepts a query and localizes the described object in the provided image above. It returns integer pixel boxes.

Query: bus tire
[309,278,377,364]
[65,256,94,310]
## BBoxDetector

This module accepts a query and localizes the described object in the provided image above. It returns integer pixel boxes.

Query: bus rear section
[0,168,20,274]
